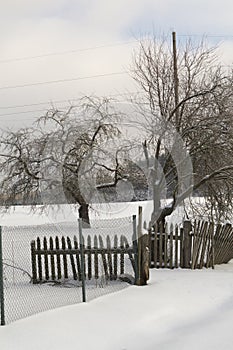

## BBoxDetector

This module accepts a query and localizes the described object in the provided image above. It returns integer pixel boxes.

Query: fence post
[132,215,138,284]
[0,226,5,326]
[135,206,142,285]
[135,207,150,285]
[31,240,37,284]
[138,206,143,278]
[182,221,192,268]
[78,219,86,302]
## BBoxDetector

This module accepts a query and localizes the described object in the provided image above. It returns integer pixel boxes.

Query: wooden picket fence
[31,234,136,284]
[30,220,233,283]
[148,221,191,269]
[148,220,233,269]
[191,221,214,269]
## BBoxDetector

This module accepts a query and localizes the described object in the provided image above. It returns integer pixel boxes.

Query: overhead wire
[179,34,233,38]
[0,40,138,64]
[0,33,231,92]
[0,90,143,110]
[0,91,144,120]
[0,71,131,91]
[0,34,231,65]
[0,99,75,110]
[0,33,231,119]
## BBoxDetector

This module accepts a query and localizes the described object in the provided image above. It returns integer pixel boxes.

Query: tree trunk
[78,203,90,228]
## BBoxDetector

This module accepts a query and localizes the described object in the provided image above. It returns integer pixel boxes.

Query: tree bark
[78,203,90,228]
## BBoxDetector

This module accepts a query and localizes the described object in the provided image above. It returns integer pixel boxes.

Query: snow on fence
[30,235,136,284]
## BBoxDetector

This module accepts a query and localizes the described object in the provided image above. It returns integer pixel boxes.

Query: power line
[0,108,50,117]
[0,71,130,91]
[0,93,143,117]
[1,34,232,65]
[1,35,232,65]
[179,34,233,38]
[0,99,78,110]
[0,40,138,64]
[0,118,38,124]
[0,91,142,110]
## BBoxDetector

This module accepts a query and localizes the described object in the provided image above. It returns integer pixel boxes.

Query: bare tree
[0,96,122,226]
[130,34,233,224]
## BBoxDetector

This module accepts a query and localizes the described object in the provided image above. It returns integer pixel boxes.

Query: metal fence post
[0,226,5,325]
[78,219,86,302]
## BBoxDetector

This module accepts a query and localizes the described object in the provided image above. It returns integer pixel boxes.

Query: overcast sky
[0,0,232,129]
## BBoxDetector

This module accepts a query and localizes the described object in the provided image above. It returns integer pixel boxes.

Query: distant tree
[130,34,233,224]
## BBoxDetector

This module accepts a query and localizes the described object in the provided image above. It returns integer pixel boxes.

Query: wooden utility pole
[172,31,179,130]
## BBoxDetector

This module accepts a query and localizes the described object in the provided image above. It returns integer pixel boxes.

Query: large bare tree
[130,34,233,224]
[0,97,122,226]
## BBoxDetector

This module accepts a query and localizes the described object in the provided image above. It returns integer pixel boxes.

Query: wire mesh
[82,216,135,302]
[1,216,135,324]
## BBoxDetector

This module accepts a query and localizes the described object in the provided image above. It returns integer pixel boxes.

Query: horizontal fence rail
[31,234,136,284]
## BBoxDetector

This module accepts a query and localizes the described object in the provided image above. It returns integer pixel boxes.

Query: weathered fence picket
[74,235,81,281]
[94,235,98,280]
[49,237,56,281]
[174,225,179,268]
[61,236,68,279]
[120,235,124,275]
[106,235,113,280]
[159,222,163,268]
[87,235,92,280]
[67,236,77,280]
[169,223,173,269]
[164,228,168,269]
[99,235,109,279]
[43,237,49,280]
[113,235,118,279]
[55,236,62,279]
[37,237,42,281]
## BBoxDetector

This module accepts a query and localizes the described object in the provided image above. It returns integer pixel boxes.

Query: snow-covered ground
[1,206,135,324]
[0,200,184,227]
[0,202,149,225]
[1,202,233,349]
[1,261,233,350]
[0,197,210,231]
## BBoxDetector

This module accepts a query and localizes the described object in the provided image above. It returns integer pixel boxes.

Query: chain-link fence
[0,216,136,324]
